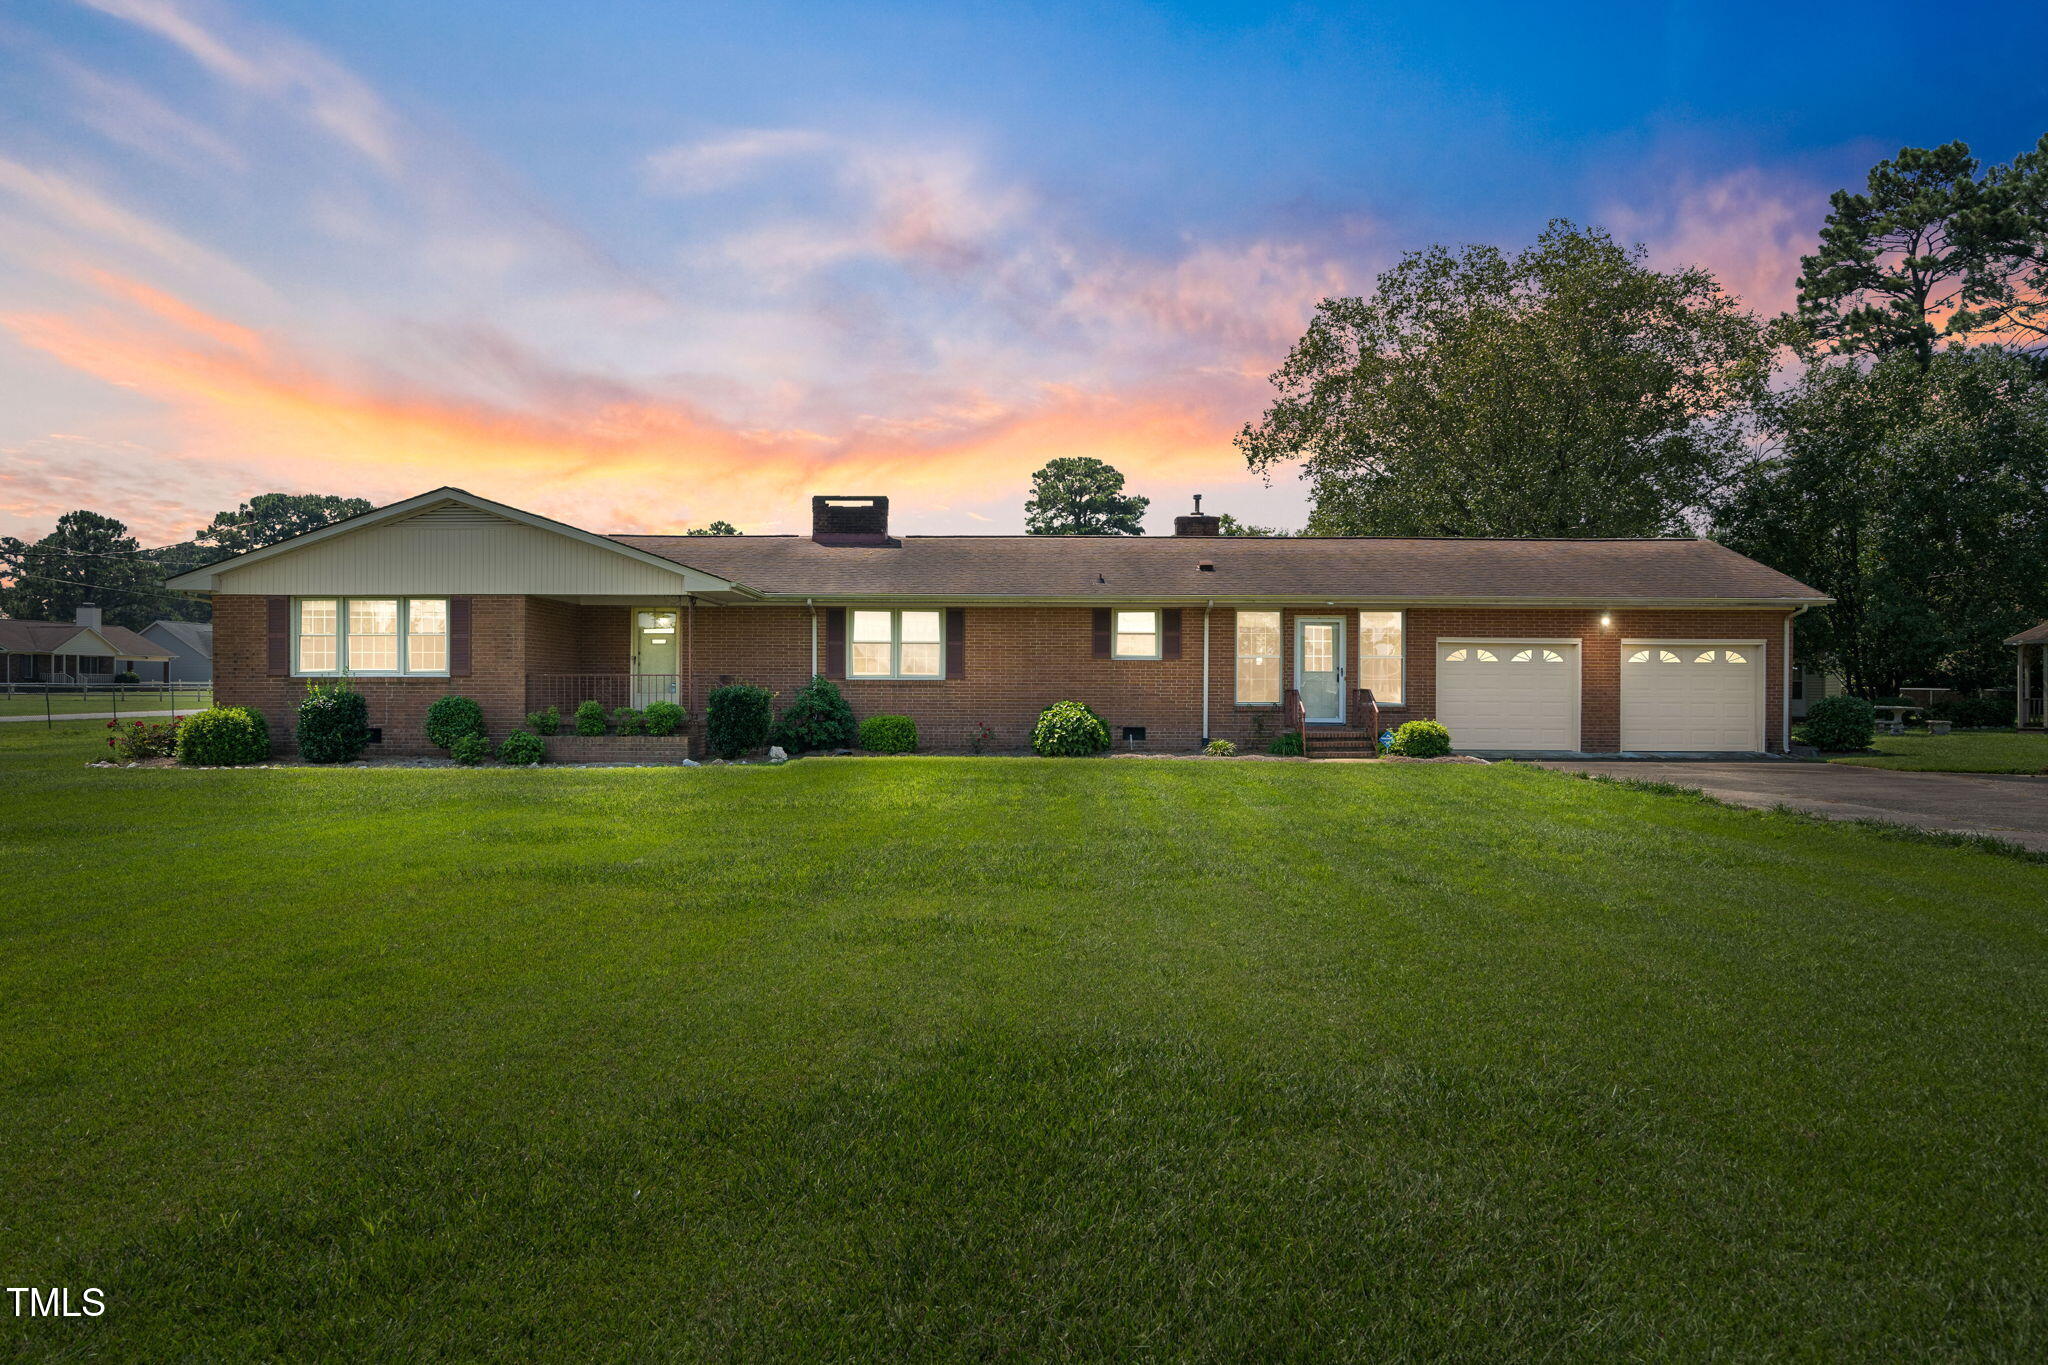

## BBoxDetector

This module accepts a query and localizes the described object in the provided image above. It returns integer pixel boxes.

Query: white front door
[1435,641,1581,750]
[1295,617,1346,723]
[1621,643,1764,751]
[631,609,680,709]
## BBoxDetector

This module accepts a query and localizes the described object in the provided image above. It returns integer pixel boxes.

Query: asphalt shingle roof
[0,618,173,658]
[611,533,1828,603]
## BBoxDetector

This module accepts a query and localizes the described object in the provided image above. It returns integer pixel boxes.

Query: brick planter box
[545,734,692,764]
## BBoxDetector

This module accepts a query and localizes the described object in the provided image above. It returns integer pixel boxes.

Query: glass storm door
[1294,617,1345,723]
[632,610,680,708]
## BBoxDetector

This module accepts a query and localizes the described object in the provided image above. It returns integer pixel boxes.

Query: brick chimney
[811,496,891,545]
[74,602,103,631]
[1173,494,1221,537]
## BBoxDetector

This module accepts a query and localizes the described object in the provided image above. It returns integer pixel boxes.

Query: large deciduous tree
[1792,139,2048,369]
[1024,457,1149,535]
[1716,348,2048,694]
[196,492,373,557]
[0,511,185,629]
[1238,221,1771,537]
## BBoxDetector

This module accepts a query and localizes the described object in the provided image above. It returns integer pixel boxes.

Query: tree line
[1230,135,2048,696]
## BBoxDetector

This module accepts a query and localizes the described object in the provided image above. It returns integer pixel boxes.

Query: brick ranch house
[167,487,1830,758]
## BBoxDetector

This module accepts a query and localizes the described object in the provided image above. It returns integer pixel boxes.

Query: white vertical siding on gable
[213,516,703,595]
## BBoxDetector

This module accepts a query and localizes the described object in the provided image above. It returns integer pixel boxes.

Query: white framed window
[1113,609,1161,660]
[295,597,450,677]
[1235,610,1281,704]
[1359,610,1404,705]
[848,608,945,680]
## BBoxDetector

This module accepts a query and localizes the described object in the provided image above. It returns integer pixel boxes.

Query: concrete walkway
[0,709,190,724]
[1535,759,2048,852]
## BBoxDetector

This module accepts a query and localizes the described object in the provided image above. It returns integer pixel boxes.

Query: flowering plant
[109,716,182,761]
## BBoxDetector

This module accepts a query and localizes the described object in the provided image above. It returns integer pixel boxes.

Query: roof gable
[167,488,745,596]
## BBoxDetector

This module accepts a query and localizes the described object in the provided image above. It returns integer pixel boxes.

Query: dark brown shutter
[265,596,290,676]
[945,608,966,679]
[825,608,846,679]
[1162,609,1182,661]
[1092,608,1111,659]
[448,596,473,676]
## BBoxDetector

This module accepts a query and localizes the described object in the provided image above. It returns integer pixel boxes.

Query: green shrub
[1801,694,1874,752]
[1203,738,1237,756]
[643,700,686,736]
[526,706,561,736]
[296,682,371,763]
[1267,731,1305,757]
[768,674,857,753]
[858,714,918,754]
[425,695,485,750]
[612,706,647,736]
[1390,719,1452,757]
[1032,700,1111,757]
[1931,695,2012,728]
[107,717,180,761]
[114,669,141,684]
[497,729,545,765]
[176,706,269,766]
[450,732,492,766]
[573,699,609,736]
[706,683,774,759]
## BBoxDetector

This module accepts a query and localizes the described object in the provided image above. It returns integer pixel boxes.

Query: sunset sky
[2,0,2044,545]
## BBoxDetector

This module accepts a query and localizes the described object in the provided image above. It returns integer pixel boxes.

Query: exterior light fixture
[1600,613,1612,627]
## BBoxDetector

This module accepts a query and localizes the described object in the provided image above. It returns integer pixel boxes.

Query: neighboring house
[0,604,176,684]
[165,487,1831,757]
[2009,621,2047,729]
[141,619,214,683]
[1789,664,1844,719]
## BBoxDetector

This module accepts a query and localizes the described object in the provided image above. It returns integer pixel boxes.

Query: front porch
[2010,624,2047,730]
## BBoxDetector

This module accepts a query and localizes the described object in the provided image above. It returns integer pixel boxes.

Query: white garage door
[1621,644,1763,751]
[1435,642,1580,750]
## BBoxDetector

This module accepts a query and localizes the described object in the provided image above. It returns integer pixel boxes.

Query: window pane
[900,610,941,643]
[1302,625,1333,672]
[900,642,941,676]
[1235,610,1280,704]
[409,599,447,635]
[852,610,893,642]
[408,634,448,672]
[1115,610,1155,634]
[298,600,337,672]
[348,599,398,671]
[1359,611,1402,704]
[850,642,890,676]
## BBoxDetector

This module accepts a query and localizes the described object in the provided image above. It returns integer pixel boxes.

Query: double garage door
[1433,638,1764,752]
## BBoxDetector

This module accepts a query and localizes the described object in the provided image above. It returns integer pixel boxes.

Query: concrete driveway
[1534,759,2048,852]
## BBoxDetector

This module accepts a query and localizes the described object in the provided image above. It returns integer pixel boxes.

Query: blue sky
[2,0,2044,542]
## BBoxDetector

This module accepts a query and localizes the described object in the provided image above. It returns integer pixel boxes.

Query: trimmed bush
[1390,720,1452,757]
[450,732,492,766]
[114,669,141,684]
[497,729,545,765]
[107,717,180,761]
[425,695,485,750]
[573,700,608,737]
[706,683,774,759]
[1267,731,1306,757]
[643,700,686,737]
[612,706,647,736]
[1032,700,1111,757]
[858,714,918,754]
[1801,694,1874,752]
[1931,695,2013,729]
[296,682,371,763]
[768,674,857,753]
[526,706,561,736]
[176,706,269,766]
[1203,738,1237,757]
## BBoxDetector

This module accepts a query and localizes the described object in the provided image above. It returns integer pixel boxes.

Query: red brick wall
[215,594,1795,755]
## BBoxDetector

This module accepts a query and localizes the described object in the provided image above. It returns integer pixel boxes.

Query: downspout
[1784,604,1809,752]
[684,595,695,720]
[1201,600,1212,743]
[807,599,817,677]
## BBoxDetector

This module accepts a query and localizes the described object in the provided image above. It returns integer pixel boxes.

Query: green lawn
[4,722,2045,1359]
[0,687,211,717]
[1827,728,2048,773]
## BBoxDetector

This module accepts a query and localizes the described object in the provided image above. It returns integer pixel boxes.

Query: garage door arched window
[1627,649,1683,665]
[1509,648,1565,663]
